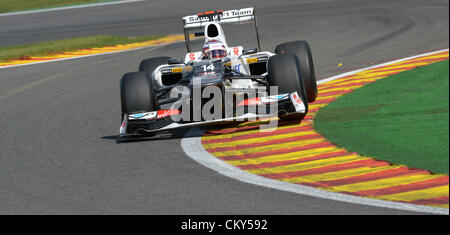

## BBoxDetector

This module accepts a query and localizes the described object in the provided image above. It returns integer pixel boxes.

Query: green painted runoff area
[314,60,449,174]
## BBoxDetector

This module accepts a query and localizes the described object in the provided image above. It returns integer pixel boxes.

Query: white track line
[181,48,449,215]
[0,0,145,17]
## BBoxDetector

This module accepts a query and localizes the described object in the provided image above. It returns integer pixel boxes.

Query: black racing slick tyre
[120,71,156,117]
[267,53,308,120]
[275,41,318,102]
[138,56,171,77]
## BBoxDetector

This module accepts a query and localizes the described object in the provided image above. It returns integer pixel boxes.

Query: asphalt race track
[0,0,448,214]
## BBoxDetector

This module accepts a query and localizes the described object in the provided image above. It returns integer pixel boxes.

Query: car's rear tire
[275,41,317,102]
[138,56,171,77]
[267,53,308,120]
[120,71,156,117]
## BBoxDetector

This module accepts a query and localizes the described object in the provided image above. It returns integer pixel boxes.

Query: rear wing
[182,7,261,52]
[183,7,255,29]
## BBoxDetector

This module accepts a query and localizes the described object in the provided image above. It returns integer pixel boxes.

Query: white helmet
[202,40,227,59]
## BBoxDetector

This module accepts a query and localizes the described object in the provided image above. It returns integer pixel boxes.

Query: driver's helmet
[202,40,227,59]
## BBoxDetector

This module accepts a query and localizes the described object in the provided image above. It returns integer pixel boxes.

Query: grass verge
[0,0,116,13]
[0,34,166,62]
[314,60,449,174]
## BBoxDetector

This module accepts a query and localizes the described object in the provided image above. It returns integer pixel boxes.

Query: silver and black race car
[119,7,317,137]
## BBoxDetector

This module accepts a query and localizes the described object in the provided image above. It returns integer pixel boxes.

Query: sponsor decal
[171,67,183,73]
[290,92,306,113]
[246,57,257,64]
[260,94,289,103]
[237,94,289,106]
[184,8,254,24]
[129,111,157,120]
[189,53,196,61]
[129,113,148,118]
[238,97,262,106]
[119,116,127,135]
[208,42,226,50]
[233,64,241,72]
[233,47,239,56]
[157,109,181,119]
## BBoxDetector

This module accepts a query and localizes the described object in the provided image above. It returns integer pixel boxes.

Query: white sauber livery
[119,7,318,138]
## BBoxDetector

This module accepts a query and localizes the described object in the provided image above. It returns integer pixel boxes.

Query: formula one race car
[119,7,317,137]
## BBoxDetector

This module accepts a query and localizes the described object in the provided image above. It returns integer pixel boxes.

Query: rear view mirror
[243,48,257,55]
[168,58,183,65]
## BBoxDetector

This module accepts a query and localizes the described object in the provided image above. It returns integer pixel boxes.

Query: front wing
[119,91,306,138]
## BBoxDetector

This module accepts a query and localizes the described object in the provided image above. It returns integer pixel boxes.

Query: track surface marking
[0,35,185,69]
[182,49,449,214]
